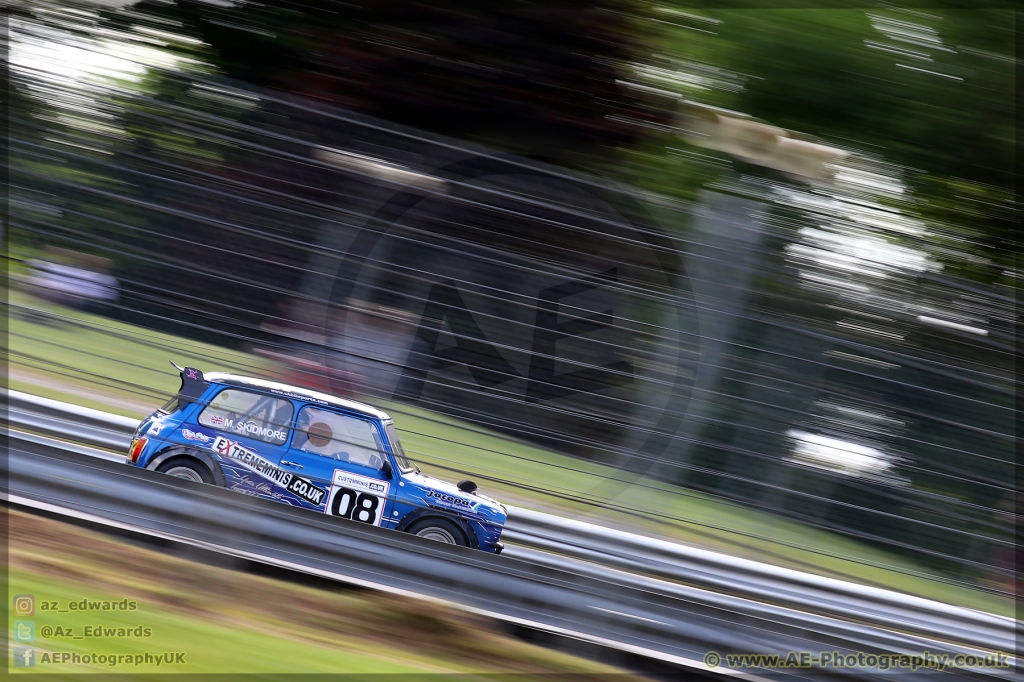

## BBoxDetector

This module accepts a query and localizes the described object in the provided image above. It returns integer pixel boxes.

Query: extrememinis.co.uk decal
[210,436,326,507]
[325,469,391,526]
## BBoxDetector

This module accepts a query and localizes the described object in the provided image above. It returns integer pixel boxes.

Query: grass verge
[7,508,642,674]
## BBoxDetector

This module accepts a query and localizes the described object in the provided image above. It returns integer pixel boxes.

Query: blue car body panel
[129,372,506,552]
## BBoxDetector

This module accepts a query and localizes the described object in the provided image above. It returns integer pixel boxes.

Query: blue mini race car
[127,365,506,553]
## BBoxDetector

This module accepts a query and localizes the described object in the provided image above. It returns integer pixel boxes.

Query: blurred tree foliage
[621,6,1015,283]
[618,5,1015,576]
[103,2,1013,282]
[118,0,666,164]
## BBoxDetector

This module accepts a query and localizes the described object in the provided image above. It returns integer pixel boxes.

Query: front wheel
[156,457,214,484]
[407,518,468,547]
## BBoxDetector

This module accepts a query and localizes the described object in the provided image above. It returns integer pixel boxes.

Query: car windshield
[384,421,414,473]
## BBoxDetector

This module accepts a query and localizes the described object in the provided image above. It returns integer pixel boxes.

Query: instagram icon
[13,595,34,617]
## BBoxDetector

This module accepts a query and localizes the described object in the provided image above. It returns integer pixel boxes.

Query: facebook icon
[13,647,35,668]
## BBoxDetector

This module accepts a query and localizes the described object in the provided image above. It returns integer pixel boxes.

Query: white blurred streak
[189,82,260,109]
[895,64,962,81]
[134,25,204,45]
[836,320,904,340]
[823,351,899,369]
[866,13,956,53]
[787,430,905,485]
[825,402,901,423]
[833,168,904,196]
[312,148,449,193]
[798,271,869,294]
[65,0,137,6]
[863,40,932,61]
[917,315,988,336]
[844,203,925,237]
[652,7,722,24]
[628,60,746,97]
[956,45,1017,63]
[631,63,714,92]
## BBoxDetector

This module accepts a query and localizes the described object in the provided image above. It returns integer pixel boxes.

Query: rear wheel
[408,518,468,547]
[156,458,213,484]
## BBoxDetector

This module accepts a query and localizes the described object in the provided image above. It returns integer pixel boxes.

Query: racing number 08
[331,487,380,524]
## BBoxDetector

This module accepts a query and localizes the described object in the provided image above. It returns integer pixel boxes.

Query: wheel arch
[147,446,227,487]
[397,507,479,549]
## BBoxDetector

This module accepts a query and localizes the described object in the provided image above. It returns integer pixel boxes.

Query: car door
[194,388,317,507]
[286,405,395,528]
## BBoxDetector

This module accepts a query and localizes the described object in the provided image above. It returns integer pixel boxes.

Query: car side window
[294,406,384,469]
[198,389,293,445]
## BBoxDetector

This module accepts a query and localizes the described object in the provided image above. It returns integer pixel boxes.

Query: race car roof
[204,373,391,421]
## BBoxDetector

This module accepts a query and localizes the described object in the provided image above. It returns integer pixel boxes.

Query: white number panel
[325,470,391,526]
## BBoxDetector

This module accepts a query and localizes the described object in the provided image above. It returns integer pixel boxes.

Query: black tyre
[407,517,468,547]
[156,457,214,485]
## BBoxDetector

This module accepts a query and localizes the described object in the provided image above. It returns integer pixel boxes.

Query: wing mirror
[381,459,393,479]
[457,479,477,494]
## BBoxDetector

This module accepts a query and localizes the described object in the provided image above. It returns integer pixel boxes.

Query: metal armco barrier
[501,508,1011,653]
[4,391,1015,679]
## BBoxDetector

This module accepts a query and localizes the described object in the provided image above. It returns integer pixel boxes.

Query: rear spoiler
[170,361,209,404]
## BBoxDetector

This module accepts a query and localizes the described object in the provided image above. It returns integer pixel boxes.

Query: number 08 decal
[325,470,391,526]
